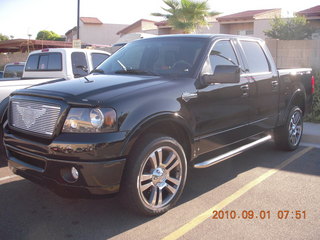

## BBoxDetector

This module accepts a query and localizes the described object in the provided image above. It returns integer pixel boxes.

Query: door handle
[271,81,279,91]
[240,84,249,91]
[240,84,249,97]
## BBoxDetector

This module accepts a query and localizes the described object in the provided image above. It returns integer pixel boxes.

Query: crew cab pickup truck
[0,48,110,102]
[1,35,314,216]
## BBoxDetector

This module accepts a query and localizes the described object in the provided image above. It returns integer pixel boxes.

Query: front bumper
[4,124,127,196]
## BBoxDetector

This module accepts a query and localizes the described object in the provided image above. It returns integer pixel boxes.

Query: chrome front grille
[10,100,61,136]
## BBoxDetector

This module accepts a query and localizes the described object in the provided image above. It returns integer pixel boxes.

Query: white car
[0,48,110,102]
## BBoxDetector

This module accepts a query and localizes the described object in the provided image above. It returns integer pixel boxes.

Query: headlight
[62,108,117,133]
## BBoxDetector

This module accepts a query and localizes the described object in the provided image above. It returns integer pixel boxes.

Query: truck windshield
[94,37,208,78]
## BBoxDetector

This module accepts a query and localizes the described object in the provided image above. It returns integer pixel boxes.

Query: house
[216,9,281,39]
[117,19,158,36]
[65,17,129,46]
[297,5,320,39]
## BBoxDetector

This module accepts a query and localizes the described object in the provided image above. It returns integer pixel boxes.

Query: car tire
[120,134,187,216]
[274,106,303,151]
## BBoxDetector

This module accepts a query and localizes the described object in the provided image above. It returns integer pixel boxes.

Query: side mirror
[202,65,240,85]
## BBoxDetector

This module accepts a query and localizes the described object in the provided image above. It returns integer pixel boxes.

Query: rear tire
[120,134,187,216]
[274,106,303,151]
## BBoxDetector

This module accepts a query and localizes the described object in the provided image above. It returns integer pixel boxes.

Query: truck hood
[11,74,171,105]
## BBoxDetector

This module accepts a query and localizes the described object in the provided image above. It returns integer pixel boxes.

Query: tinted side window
[71,52,88,77]
[91,53,109,69]
[25,53,62,71]
[210,40,238,72]
[3,65,24,78]
[240,41,270,73]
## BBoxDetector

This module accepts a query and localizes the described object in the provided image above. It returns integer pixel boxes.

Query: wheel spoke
[148,186,158,205]
[141,174,153,182]
[296,126,302,135]
[140,181,153,192]
[293,112,301,124]
[167,158,180,172]
[290,133,298,145]
[163,152,176,168]
[166,176,180,186]
[149,152,158,169]
[156,148,163,165]
[165,184,177,194]
[158,188,163,205]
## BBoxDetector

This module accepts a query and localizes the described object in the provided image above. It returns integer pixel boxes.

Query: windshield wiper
[114,69,159,76]
[91,69,105,75]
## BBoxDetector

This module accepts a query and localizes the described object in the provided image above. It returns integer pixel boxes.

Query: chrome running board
[193,135,272,169]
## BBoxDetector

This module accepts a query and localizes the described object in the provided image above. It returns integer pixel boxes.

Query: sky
[0,0,319,39]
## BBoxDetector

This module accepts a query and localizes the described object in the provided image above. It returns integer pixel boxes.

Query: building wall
[79,22,128,45]
[196,22,220,34]
[219,22,254,35]
[0,52,29,69]
[254,19,272,39]
[266,39,320,69]
[141,21,158,31]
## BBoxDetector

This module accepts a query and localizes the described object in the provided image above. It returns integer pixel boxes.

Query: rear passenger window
[25,53,62,71]
[71,52,88,78]
[209,40,238,72]
[91,53,109,69]
[240,41,270,73]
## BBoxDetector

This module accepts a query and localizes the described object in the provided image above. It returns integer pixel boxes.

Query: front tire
[120,134,187,216]
[274,106,303,151]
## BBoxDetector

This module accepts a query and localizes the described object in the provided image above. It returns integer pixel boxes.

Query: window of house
[240,41,270,73]
[71,52,88,78]
[209,40,239,73]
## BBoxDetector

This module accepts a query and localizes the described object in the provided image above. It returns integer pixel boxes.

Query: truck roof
[28,48,110,56]
[137,34,263,42]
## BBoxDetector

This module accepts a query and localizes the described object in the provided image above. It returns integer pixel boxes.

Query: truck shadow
[0,143,318,240]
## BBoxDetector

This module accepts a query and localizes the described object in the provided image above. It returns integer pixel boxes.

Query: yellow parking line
[162,147,313,240]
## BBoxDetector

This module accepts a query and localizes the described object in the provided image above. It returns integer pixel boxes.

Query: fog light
[71,167,79,180]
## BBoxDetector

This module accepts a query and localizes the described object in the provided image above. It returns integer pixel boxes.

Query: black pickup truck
[1,34,314,215]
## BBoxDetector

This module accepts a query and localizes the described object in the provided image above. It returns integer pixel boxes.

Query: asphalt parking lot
[0,139,319,240]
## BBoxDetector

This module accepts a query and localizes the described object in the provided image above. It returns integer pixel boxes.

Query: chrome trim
[194,135,272,169]
[181,92,198,102]
[10,100,61,136]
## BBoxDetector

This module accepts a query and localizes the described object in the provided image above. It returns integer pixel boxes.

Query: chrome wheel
[137,146,182,209]
[288,110,303,147]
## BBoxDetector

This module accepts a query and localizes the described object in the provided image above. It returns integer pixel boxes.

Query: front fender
[0,97,9,124]
[120,111,193,157]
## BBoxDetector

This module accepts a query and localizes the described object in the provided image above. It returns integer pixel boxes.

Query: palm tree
[152,0,220,34]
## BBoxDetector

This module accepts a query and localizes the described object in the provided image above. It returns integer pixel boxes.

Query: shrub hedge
[305,71,320,123]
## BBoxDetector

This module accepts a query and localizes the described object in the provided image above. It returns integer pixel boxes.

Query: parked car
[1,34,314,215]
[0,71,3,78]
[0,48,110,103]
[3,62,25,78]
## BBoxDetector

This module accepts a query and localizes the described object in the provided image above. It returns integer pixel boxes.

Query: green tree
[152,0,219,33]
[0,33,9,41]
[264,16,313,40]
[36,30,63,41]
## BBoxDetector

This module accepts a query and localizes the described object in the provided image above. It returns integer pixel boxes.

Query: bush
[305,71,320,122]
